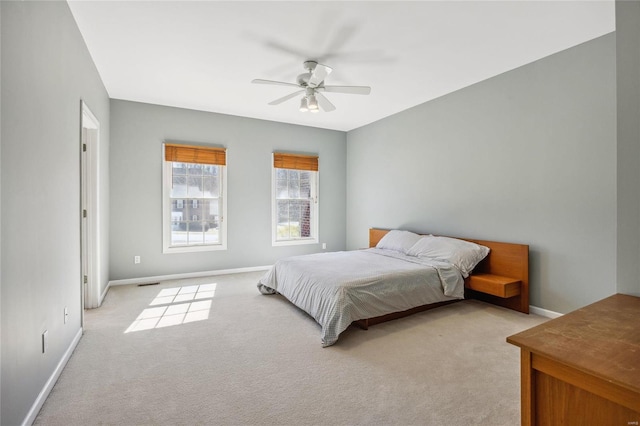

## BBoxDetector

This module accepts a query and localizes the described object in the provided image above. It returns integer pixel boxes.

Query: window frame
[271,153,319,247]
[162,144,228,254]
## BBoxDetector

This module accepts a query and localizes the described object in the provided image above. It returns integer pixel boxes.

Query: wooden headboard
[369,228,529,314]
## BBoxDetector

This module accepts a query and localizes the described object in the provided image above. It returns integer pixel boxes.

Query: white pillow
[406,236,489,277]
[376,230,422,254]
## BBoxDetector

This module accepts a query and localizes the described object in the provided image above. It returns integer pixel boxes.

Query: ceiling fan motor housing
[296,73,312,87]
[297,61,324,87]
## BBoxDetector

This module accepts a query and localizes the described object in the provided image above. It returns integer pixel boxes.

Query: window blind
[165,143,226,166]
[273,152,318,171]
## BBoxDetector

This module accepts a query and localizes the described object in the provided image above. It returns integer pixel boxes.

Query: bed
[258,228,529,347]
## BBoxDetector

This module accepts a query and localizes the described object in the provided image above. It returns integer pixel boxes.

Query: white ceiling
[67,1,615,132]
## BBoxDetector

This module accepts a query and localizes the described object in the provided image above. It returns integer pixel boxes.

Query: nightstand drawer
[466,273,521,298]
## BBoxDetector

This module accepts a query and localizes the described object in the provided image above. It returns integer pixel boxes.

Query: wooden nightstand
[465,273,521,298]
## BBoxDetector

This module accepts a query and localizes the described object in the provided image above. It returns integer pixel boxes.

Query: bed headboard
[369,228,529,314]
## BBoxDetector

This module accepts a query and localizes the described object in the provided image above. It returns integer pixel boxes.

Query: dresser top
[507,293,640,393]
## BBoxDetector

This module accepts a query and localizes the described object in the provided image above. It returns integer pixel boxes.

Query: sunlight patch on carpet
[125,284,216,333]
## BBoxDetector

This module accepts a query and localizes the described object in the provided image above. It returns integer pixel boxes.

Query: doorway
[81,101,101,320]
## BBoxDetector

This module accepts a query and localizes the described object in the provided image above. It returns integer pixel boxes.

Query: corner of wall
[616,0,640,296]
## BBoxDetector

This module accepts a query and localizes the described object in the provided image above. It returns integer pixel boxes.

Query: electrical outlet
[322,243,327,250]
[134,256,141,264]
[42,330,48,354]
[64,307,68,324]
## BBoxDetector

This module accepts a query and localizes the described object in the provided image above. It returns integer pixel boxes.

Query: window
[272,152,318,246]
[163,143,227,253]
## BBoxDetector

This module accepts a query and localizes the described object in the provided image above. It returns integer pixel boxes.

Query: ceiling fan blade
[321,85,371,95]
[308,64,333,88]
[252,79,300,88]
[315,92,336,112]
[264,40,309,58]
[323,24,359,58]
[268,90,305,106]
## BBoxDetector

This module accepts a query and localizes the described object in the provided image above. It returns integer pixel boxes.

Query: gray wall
[346,34,617,314]
[109,100,346,280]
[616,1,640,296]
[0,2,110,425]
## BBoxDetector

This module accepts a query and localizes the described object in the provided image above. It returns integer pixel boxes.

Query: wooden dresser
[507,294,640,425]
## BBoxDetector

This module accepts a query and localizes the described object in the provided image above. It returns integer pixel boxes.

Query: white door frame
[81,101,101,312]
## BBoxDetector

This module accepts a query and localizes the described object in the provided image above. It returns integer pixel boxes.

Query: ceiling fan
[251,60,371,113]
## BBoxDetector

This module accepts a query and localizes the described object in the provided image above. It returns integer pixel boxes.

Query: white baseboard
[529,305,563,319]
[108,265,272,287]
[99,281,110,306]
[22,327,83,426]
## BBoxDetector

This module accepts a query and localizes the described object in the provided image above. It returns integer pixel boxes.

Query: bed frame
[354,228,529,329]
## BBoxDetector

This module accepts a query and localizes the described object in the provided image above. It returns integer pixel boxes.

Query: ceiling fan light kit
[252,60,371,113]
[307,94,319,112]
[299,97,309,112]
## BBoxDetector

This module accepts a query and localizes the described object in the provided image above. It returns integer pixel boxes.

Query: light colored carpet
[34,271,547,425]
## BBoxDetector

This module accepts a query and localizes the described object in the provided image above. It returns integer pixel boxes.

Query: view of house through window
[170,162,221,245]
[273,153,318,245]
[163,144,227,252]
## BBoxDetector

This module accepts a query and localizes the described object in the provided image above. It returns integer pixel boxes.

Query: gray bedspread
[257,248,465,347]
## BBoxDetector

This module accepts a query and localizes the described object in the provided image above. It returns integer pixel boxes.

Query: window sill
[272,238,318,247]
[163,244,227,254]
